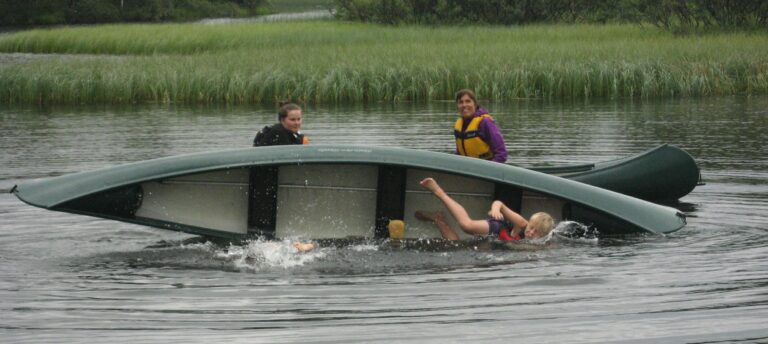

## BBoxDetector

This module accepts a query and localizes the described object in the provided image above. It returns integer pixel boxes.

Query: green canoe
[11,145,686,240]
[528,144,702,201]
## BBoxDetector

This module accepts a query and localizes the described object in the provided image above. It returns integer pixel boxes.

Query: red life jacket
[498,228,522,241]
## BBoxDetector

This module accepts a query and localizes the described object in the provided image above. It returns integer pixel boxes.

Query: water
[1,97,767,343]
[198,10,334,25]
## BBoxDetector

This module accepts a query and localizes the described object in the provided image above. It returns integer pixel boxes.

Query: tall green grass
[0,21,766,104]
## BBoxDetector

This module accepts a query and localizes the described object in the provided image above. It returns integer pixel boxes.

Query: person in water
[253,101,308,146]
[251,101,313,251]
[453,89,508,163]
[415,178,554,241]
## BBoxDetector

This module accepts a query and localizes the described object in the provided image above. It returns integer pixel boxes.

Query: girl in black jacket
[253,102,307,146]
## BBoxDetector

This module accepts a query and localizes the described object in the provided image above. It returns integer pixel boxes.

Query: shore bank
[1,21,766,105]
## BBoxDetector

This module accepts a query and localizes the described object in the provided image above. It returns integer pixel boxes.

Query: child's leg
[420,178,490,236]
[415,210,460,240]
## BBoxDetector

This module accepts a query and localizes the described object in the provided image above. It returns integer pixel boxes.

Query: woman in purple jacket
[453,89,508,163]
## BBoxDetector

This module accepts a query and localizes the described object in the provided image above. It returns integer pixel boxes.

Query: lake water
[1,97,767,343]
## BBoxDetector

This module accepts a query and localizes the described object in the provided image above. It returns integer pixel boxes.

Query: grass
[0,21,766,105]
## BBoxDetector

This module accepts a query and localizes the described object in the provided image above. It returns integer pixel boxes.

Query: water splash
[551,221,599,243]
[348,243,379,252]
[217,238,326,271]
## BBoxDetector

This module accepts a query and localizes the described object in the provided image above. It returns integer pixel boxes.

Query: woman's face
[457,94,476,118]
[280,109,303,134]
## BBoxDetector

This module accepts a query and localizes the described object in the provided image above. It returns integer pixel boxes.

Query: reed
[0,22,766,104]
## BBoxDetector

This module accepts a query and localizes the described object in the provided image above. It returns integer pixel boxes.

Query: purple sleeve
[478,117,508,163]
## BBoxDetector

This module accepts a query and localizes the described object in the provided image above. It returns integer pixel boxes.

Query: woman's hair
[529,212,555,236]
[278,101,301,121]
[455,89,478,105]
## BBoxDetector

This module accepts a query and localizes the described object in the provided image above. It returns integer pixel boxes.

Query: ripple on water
[1,99,767,342]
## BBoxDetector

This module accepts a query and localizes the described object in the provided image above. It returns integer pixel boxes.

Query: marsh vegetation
[1,21,766,105]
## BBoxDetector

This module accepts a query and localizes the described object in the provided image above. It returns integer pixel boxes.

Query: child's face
[525,223,540,238]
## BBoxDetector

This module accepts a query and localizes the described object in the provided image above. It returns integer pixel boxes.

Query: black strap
[454,130,480,139]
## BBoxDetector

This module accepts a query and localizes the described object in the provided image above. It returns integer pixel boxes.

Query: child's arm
[490,201,528,229]
[488,201,504,220]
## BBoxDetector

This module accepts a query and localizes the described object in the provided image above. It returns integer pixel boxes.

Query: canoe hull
[530,144,701,201]
[12,145,686,240]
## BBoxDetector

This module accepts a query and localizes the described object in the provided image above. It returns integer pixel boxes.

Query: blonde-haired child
[415,178,555,241]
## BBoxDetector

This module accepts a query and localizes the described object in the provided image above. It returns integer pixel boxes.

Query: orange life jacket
[454,114,494,160]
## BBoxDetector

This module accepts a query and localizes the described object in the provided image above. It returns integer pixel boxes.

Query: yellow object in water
[388,219,405,239]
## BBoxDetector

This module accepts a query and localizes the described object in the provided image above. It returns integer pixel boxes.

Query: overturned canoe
[11,145,686,240]
[528,144,702,201]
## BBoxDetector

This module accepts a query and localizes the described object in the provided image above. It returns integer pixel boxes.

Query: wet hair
[529,212,555,237]
[455,89,479,105]
[278,101,302,121]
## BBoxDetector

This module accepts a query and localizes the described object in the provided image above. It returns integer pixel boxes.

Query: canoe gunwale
[553,144,670,178]
[528,143,700,201]
[527,143,671,178]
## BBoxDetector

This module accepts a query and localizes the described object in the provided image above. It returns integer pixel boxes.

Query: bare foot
[415,210,446,223]
[293,242,315,252]
[419,178,440,193]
